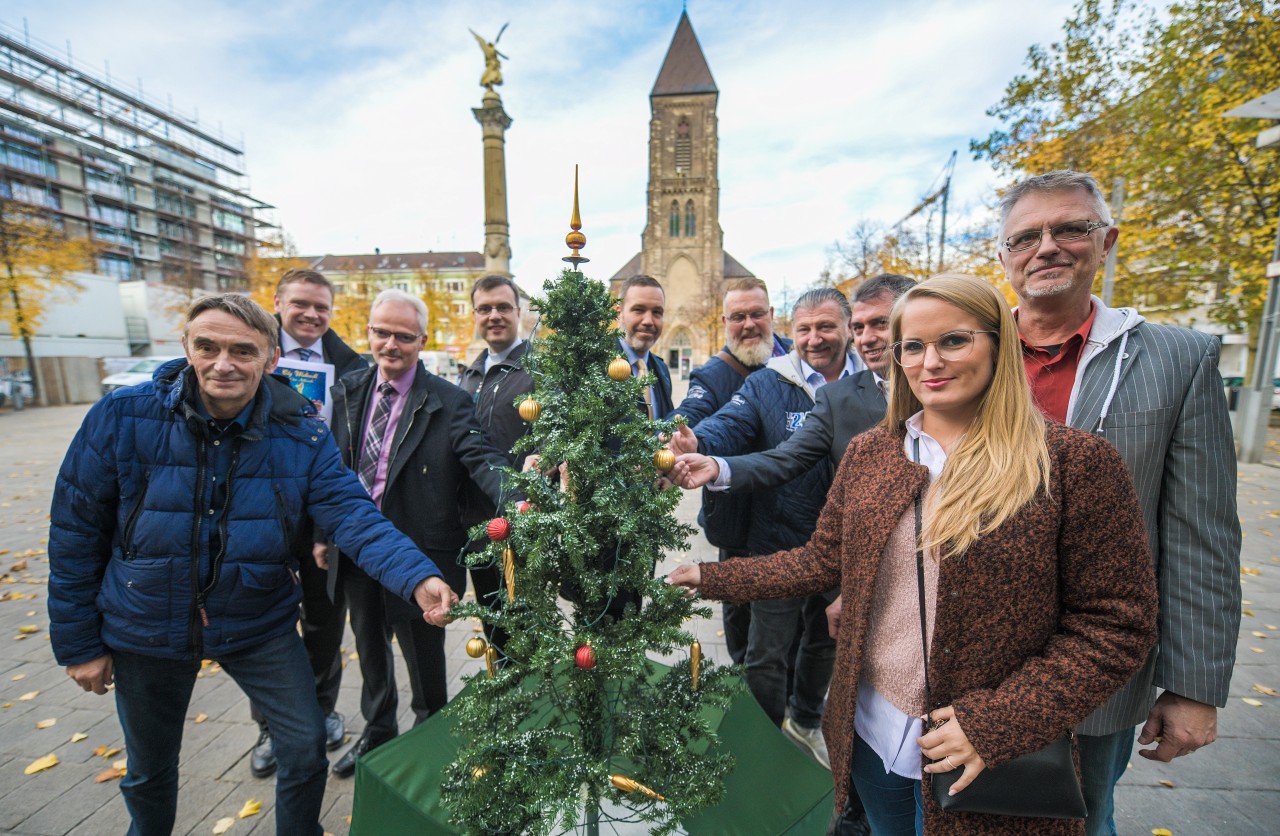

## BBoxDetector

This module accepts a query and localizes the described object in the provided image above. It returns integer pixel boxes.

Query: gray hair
[370,289,428,333]
[998,170,1112,234]
[794,287,851,319]
[186,293,279,355]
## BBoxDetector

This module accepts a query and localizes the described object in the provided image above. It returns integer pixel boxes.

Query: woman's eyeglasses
[891,330,996,367]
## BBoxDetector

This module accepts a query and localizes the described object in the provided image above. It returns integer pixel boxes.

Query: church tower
[611,11,755,377]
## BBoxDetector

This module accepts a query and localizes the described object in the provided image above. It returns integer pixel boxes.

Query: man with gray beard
[668,278,792,665]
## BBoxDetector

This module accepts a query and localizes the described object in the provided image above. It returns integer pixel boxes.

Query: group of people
[666,170,1241,835]
[45,168,1241,836]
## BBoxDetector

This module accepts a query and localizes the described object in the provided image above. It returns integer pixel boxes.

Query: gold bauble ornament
[608,356,632,382]
[610,774,665,801]
[471,765,488,780]
[691,639,702,690]
[503,545,516,602]
[653,448,676,473]
[466,636,488,659]
[518,397,542,422]
[485,645,498,679]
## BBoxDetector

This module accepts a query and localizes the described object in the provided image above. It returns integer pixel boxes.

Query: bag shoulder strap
[715,350,752,380]
[913,436,933,713]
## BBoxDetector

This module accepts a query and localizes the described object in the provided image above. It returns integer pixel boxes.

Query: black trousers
[251,551,344,729]
[343,557,445,740]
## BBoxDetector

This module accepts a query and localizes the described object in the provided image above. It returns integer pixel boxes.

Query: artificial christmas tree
[441,173,737,835]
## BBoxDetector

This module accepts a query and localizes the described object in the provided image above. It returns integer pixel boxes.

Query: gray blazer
[1068,299,1241,735]
[723,369,886,492]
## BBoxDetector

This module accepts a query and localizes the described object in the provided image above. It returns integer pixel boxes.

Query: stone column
[472,90,513,277]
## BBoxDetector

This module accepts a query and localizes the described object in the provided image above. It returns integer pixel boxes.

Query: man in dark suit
[616,274,673,419]
[250,268,370,778]
[998,171,1240,836]
[324,289,507,777]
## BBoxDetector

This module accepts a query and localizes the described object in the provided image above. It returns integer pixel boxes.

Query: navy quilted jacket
[694,352,853,556]
[48,359,440,665]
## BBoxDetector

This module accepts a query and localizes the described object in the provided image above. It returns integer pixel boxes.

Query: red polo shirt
[1019,303,1097,423]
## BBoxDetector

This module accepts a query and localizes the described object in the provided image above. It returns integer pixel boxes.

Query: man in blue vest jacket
[48,294,455,836]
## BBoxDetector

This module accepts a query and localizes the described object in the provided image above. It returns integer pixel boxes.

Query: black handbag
[911,438,1086,820]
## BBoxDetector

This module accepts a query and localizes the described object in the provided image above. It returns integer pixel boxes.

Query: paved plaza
[0,399,1277,835]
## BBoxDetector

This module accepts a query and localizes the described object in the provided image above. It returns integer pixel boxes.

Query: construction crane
[893,151,956,272]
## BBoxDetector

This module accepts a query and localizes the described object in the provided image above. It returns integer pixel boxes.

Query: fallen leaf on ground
[1268,624,1279,631]
[238,798,262,818]
[1241,567,1261,576]
[1249,647,1265,654]
[70,732,88,743]
[1243,608,1255,616]
[94,766,125,783]
[194,713,208,723]
[11,673,25,681]
[35,718,56,729]
[1253,631,1269,639]
[1151,829,1173,836]
[18,690,38,700]
[1255,684,1279,697]
[10,560,26,571]
[212,818,235,835]
[1158,779,1176,788]
[93,745,123,758]
[14,634,28,641]
[24,754,58,774]
[1242,698,1264,707]
[112,757,128,770]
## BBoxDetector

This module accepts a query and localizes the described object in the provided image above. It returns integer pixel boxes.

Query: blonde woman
[668,274,1157,835]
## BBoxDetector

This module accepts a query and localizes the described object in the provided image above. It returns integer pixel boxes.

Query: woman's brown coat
[699,424,1157,835]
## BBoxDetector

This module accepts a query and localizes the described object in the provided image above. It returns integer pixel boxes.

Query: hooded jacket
[48,359,440,665]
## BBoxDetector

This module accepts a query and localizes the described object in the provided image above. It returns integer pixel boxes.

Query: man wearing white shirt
[686,287,860,771]
[250,268,368,778]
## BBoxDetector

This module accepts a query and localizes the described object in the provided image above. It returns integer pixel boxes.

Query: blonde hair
[884,273,1050,557]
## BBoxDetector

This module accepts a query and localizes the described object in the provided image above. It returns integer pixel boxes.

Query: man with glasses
[249,268,370,779]
[668,277,791,666]
[459,275,535,659]
[323,290,508,778]
[998,170,1240,836]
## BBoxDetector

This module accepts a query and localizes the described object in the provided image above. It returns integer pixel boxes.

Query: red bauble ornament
[575,644,597,670]
[487,517,512,541]
[516,500,531,513]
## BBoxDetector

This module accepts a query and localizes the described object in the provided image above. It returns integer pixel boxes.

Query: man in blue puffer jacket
[689,287,860,772]
[48,294,456,836]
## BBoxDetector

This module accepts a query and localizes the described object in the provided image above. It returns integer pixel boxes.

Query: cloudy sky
[7,0,1079,301]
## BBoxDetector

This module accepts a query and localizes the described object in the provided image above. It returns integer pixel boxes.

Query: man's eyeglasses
[368,326,422,345]
[726,310,770,325]
[891,330,996,367]
[474,304,515,316]
[1001,220,1108,252]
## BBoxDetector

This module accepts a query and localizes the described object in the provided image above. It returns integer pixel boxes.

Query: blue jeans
[745,592,836,728]
[849,733,923,836]
[113,631,327,836]
[1079,728,1134,836]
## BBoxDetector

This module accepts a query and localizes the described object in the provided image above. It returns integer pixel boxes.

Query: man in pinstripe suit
[999,170,1242,836]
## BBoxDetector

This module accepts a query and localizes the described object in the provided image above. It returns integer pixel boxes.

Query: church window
[670,201,680,237]
[675,119,692,173]
[685,200,696,237]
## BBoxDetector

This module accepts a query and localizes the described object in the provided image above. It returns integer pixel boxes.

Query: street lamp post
[1225,88,1280,463]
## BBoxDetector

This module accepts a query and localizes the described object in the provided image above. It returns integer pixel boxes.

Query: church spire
[650,11,717,97]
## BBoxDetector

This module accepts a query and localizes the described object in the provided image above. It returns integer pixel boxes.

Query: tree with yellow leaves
[973,0,1280,361]
[0,196,95,399]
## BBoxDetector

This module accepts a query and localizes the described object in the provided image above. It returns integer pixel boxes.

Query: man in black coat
[458,274,536,656]
[250,268,370,778]
[325,290,508,777]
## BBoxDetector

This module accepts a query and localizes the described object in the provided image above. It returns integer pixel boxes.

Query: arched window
[669,201,680,237]
[685,199,696,237]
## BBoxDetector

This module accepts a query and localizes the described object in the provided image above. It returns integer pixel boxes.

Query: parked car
[0,369,33,409]
[101,357,181,396]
